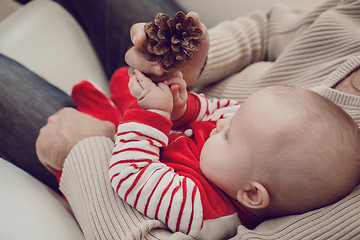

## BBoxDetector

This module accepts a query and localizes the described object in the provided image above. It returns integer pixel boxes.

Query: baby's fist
[129,70,173,119]
[164,71,188,121]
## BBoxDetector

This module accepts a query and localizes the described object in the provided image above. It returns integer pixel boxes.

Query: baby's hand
[129,70,173,119]
[164,71,188,121]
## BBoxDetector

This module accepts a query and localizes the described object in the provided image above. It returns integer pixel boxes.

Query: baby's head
[200,85,360,218]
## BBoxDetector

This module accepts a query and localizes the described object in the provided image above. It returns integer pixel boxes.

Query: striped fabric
[109,93,240,238]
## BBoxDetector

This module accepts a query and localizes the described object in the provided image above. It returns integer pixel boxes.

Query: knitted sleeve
[196,0,340,87]
[60,136,193,240]
[195,10,269,87]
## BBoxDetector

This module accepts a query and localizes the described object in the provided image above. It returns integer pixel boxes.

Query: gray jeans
[53,0,182,78]
[0,54,74,193]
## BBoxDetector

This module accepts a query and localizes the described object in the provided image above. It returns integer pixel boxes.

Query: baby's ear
[236,181,269,209]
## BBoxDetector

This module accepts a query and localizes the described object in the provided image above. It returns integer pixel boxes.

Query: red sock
[55,170,62,185]
[55,81,121,186]
[71,80,121,126]
[54,170,70,204]
[109,67,140,115]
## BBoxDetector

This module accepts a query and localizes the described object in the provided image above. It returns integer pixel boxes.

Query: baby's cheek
[199,144,210,173]
[199,142,217,179]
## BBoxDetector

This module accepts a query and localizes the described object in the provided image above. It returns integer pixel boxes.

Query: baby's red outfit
[72,67,261,240]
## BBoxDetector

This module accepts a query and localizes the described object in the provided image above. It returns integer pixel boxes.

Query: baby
[108,69,360,240]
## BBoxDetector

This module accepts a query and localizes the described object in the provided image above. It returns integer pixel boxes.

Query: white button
[184,129,193,137]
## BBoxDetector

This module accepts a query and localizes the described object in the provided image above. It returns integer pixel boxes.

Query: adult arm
[60,136,193,240]
[195,0,340,87]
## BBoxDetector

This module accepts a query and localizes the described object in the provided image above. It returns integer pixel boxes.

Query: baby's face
[200,88,288,198]
[200,110,249,198]
[201,86,360,215]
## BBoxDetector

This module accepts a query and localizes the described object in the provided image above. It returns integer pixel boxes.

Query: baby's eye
[224,129,229,141]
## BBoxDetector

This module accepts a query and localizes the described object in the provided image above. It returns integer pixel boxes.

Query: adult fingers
[170,70,183,79]
[125,46,164,76]
[130,23,146,47]
[187,12,208,41]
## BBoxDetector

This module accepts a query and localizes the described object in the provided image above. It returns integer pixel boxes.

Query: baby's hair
[258,85,360,215]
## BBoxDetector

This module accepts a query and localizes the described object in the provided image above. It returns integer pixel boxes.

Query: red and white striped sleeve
[195,93,240,122]
[173,93,240,129]
[109,109,204,237]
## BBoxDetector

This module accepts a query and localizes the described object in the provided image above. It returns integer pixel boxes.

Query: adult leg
[53,0,183,79]
[0,54,75,194]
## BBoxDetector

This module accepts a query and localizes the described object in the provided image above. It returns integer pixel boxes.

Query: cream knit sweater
[60,0,360,239]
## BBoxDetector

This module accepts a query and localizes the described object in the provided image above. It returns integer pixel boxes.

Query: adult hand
[125,12,209,86]
[35,108,116,174]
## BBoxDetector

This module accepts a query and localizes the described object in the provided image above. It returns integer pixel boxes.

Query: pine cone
[143,11,203,70]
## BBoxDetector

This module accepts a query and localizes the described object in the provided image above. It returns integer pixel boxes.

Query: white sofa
[0,158,85,239]
[0,0,325,239]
